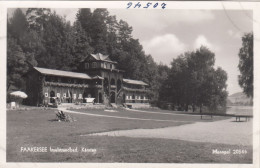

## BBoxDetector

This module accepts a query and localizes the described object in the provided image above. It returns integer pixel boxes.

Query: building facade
[25,53,149,106]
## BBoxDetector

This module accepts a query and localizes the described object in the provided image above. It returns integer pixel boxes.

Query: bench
[234,115,252,122]
[200,113,213,120]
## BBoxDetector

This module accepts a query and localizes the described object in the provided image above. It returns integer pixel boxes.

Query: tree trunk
[192,104,195,112]
[7,83,11,92]
[200,104,202,119]
[185,104,188,111]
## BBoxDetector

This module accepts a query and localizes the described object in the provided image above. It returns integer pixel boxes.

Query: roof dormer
[82,53,118,70]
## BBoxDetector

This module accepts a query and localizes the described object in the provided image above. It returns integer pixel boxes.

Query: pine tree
[71,21,93,70]
[7,38,28,91]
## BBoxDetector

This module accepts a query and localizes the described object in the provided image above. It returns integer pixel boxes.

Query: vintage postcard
[0,1,259,168]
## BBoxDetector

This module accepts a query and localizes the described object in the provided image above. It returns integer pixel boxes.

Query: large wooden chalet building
[25,53,149,106]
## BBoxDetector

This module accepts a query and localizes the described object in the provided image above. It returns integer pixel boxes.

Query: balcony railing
[111,85,116,89]
[92,85,102,89]
[45,82,90,88]
[45,82,104,89]
[122,87,148,92]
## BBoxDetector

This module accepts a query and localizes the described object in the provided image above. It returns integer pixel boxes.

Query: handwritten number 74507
[127,2,167,9]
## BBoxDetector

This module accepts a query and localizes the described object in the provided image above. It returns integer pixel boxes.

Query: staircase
[124,103,151,109]
[116,88,123,98]
[110,103,118,108]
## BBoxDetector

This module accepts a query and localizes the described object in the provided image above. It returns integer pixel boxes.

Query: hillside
[227,92,253,106]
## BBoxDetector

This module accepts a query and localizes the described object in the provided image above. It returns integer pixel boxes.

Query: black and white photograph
[1,1,260,166]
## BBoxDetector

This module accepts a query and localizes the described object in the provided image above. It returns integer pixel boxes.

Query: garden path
[89,117,253,146]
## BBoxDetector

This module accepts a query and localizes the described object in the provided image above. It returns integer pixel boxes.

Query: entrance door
[69,91,72,103]
[117,79,121,92]
[132,94,135,103]
[111,91,116,103]
[98,92,103,103]
[83,91,88,103]
[50,91,55,103]
[123,94,126,103]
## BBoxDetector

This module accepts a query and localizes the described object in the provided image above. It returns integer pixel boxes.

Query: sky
[106,9,252,95]
[11,8,253,95]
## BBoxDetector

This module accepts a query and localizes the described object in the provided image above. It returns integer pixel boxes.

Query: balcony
[44,82,90,88]
[122,87,148,92]
[111,85,116,89]
[91,85,102,89]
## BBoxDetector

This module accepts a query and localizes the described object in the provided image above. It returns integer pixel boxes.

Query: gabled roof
[92,75,104,80]
[90,53,117,64]
[123,79,148,86]
[34,67,92,79]
[91,53,110,61]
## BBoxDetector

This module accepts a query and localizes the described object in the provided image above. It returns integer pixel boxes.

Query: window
[57,93,60,98]
[126,96,129,100]
[111,78,115,85]
[110,64,113,69]
[73,94,77,99]
[45,76,51,82]
[92,62,97,68]
[132,95,135,99]
[45,93,48,97]
[63,93,66,98]
[101,63,104,68]
[85,63,89,69]
[129,95,132,100]
[104,63,110,69]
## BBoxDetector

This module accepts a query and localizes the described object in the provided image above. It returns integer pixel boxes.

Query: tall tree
[71,21,93,70]
[158,64,170,101]
[209,67,228,111]
[39,12,74,70]
[238,32,253,98]
[117,20,132,43]
[106,15,119,57]
[8,8,28,43]
[7,38,28,91]
[26,8,51,32]
[8,8,38,67]
[90,9,109,54]
[169,53,189,107]
[19,30,41,67]
[77,8,109,54]
[164,46,228,112]
[189,46,216,111]
[76,8,92,34]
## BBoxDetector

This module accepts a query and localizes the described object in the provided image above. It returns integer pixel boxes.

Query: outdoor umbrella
[10,91,28,99]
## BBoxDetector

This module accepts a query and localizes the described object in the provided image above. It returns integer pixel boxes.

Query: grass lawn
[72,108,230,122]
[6,108,252,163]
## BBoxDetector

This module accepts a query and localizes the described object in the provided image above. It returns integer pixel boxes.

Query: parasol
[10,91,28,99]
